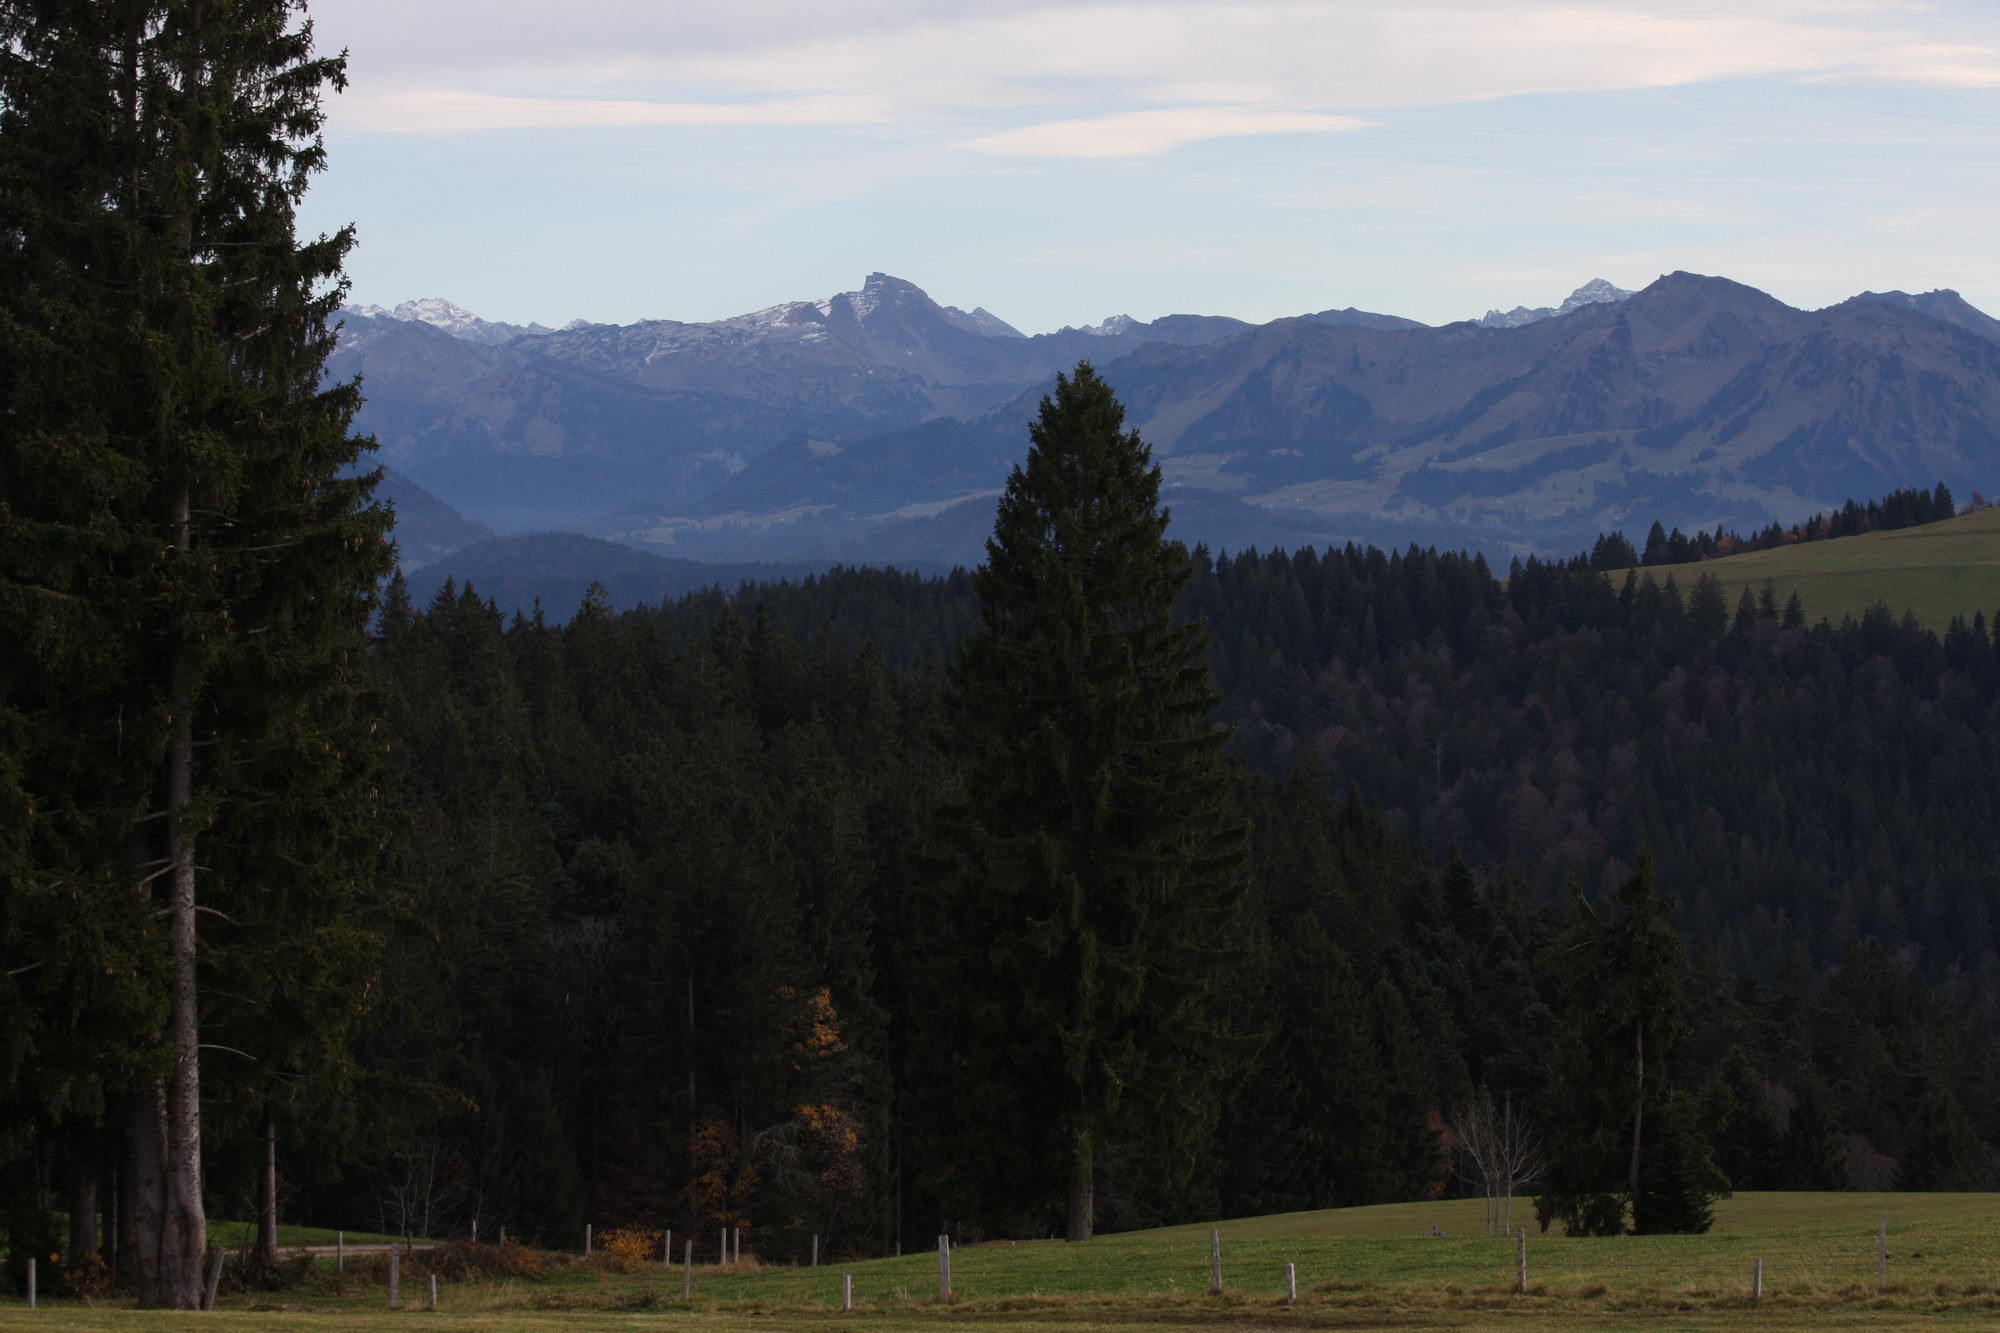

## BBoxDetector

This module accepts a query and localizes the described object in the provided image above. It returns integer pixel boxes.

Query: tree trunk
[66,1128,100,1274]
[102,1139,120,1279]
[152,488,206,1309]
[1627,1021,1645,1197]
[116,1104,142,1285]
[125,1083,168,1303]
[1065,1128,1093,1242]
[255,1101,279,1268]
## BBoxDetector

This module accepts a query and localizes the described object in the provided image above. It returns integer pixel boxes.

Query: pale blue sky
[300,0,2000,332]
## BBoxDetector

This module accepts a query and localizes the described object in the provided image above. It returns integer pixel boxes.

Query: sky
[301,0,2000,333]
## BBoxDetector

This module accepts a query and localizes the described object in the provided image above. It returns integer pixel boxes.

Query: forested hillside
[647,535,2000,997]
[289,520,2000,1253]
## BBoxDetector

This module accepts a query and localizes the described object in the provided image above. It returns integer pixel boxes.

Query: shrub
[590,1228,662,1275]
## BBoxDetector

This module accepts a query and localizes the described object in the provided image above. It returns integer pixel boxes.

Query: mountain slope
[650,272,2000,563]
[1843,288,2000,344]
[1627,504,2000,631]
[334,274,1423,536]
[375,467,493,567]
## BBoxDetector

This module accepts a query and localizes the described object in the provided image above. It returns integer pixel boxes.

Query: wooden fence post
[389,1248,401,1309]
[664,1229,672,1265]
[1209,1229,1222,1295]
[1516,1228,1527,1293]
[843,1272,854,1311]
[585,1223,593,1255]
[937,1233,951,1299]
[498,1225,506,1247]
[336,1230,344,1273]
[203,1248,225,1311]
[1753,1257,1763,1302]
[428,1274,438,1310]
[1285,1261,1297,1306]
[683,1240,693,1301]
[812,1233,819,1267]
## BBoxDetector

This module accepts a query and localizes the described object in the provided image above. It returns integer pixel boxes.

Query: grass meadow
[202,1224,406,1249]
[7,1193,1999,1331]
[1619,505,2000,632]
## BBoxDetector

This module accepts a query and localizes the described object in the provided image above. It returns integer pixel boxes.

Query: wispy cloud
[317,0,2000,156]
[340,90,894,134]
[964,108,1373,158]
[1804,43,2000,87]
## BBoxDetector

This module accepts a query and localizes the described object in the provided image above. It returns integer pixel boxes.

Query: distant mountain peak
[1843,288,2000,342]
[1301,306,1428,331]
[1557,278,1635,314]
[850,271,916,320]
[342,297,559,346]
[1076,314,1143,337]
[1476,278,1635,329]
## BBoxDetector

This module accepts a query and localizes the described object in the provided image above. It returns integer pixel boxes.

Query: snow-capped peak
[338,298,560,345]
[393,297,487,332]
[1556,278,1636,315]
[1476,278,1635,329]
[1075,314,1143,338]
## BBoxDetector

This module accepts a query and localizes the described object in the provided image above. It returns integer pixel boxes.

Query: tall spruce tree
[933,363,1243,1241]
[0,0,387,1306]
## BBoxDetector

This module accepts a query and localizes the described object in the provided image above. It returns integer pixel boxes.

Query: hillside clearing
[1618,506,2000,631]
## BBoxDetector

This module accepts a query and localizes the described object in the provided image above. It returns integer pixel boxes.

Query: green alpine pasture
[1620,505,2000,632]
[9,1193,2000,1331]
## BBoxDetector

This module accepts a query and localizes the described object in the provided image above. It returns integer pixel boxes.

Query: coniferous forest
[238,504,2000,1256]
[15,465,2000,1272]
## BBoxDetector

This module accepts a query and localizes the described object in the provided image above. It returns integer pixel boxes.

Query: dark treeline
[1585,482,1960,569]
[280,517,2000,1254]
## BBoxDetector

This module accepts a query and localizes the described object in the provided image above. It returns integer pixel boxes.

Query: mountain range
[337,271,2000,585]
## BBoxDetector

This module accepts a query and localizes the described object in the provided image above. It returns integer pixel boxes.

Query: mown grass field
[204,1223,406,1249]
[8,1193,2000,1331]
[1618,506,2000,632]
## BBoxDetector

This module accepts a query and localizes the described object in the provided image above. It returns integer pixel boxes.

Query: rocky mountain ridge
[336,271,2000,570]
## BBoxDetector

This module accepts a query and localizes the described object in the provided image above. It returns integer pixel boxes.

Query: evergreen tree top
[974,362,1190,643]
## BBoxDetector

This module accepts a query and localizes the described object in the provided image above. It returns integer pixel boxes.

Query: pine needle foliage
[932,364,1244,1242]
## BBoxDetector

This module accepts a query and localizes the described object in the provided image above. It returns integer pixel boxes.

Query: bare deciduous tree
[1451,1090,1546,1236]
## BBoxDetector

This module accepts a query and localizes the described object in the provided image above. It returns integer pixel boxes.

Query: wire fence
[267,1200,2000,1308]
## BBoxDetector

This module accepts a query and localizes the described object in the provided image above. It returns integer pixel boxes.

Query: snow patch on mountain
[1476,279,1634,329]
[340,297,561,346]
[1072,314,1143,337]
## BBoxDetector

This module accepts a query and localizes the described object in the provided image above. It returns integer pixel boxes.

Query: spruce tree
[933,363,1244,1241]
[0,0,388,1305]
